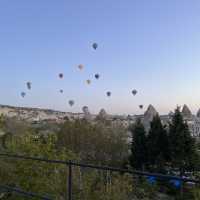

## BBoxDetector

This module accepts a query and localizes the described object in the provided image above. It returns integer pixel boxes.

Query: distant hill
[0,104,84,122]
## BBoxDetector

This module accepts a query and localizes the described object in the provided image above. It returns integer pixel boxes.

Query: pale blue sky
[1,0,200,114]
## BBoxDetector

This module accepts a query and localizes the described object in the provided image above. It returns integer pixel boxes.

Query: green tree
[0,115,9,149]
[0,133,78,200]
[169,107,196,174]
[129,119,147,170]
[57,119,128,166]
[147,114,170,172]
[0,115,5,128]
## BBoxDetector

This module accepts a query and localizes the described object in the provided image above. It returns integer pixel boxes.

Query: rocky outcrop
[142,104,158,132]
[143,104,158,122]
[182,104,192,118]
[82,106,92,121]
[0,104,83,122]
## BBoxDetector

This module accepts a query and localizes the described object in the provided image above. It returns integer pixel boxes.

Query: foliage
[57,119,129,166]
[147,115,170,172]
[0,133,77,200]
[0,132,160,200]
[129,119,147,170]
[0,115,5,130]
[0,112,199,199]
[169,107,197,173]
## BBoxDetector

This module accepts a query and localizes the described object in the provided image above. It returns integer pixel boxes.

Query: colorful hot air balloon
[95,74,100,79]
[68,100,75,107]
[59,73,64,79]
[78,64,84,70]
[92,43,98,50]
[132,89,137,96]
[86,80,91,85]
[26,82,32,90]
[106,91,111,97]
[139,105,143,109]
[21,92,26,98]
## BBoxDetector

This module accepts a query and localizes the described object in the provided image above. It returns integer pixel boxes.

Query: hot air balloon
[21,92,26,98]
[132,89,137,96]
[59,89,63,93]
[139,105,143,109]
[95,74,100,79]
[78,64,84,70]
[86,80,91,85]
[92,43,98,50]
[26,82,32,90]
[68,100,75,107]
[59,73,64,79]
[106,91,111,97]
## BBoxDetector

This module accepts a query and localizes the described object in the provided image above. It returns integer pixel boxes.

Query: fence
[0,153,199,200]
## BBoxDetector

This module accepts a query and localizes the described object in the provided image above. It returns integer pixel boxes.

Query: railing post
[68,160,72,200]
[180,180,183,198]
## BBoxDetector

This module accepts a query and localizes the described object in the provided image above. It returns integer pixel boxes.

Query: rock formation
[142,104,158,132]
[182,104,192,118]
[143,104,158,121]
[82,106,92,121]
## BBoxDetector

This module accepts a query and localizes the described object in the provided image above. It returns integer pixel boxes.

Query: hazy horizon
[0,102,199,116]
[1,0,200,114]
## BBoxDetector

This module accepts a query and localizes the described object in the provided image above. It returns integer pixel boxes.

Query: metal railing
[0,185,52,200]
[0,153,199,200]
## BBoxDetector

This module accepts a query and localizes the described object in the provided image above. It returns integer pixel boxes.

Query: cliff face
[182,104,192,118]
